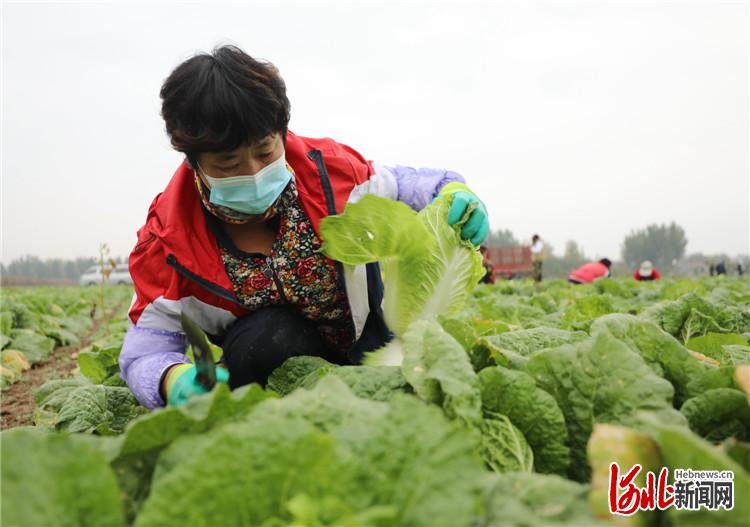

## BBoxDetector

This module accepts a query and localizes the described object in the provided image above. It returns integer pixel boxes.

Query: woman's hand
[163,364,230,406]
[438,183,490,246]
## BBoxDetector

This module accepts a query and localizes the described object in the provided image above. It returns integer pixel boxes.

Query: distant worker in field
[633,260,660,281]
[568,258,612,284]
[118,45,490,409]
[738,262,746,276]
[479,246,496,284]
[530,234,544,283]
[715,260,727,275]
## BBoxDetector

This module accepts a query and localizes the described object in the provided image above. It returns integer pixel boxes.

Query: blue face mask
[200,155,292,215]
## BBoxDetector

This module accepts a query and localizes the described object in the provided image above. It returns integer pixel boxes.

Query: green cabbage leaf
[320,194,484,339]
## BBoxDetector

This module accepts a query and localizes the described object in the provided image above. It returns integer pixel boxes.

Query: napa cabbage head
[320,194,484,343]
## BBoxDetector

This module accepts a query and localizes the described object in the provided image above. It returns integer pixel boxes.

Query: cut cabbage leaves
[320,194,484,365]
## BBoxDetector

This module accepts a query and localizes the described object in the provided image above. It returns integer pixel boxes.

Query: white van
[79,264,133,286]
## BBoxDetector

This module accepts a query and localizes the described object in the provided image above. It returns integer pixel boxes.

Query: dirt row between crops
[0,302,126,430]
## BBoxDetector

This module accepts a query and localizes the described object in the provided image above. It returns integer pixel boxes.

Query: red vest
[569,262,609,283]
[634,269,660,281]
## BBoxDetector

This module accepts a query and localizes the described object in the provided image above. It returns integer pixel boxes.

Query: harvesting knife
[180,312,217,390]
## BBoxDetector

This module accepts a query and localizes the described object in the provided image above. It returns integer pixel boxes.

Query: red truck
[485,246,534,280]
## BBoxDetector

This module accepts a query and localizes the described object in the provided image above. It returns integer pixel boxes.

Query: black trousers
[221,306,390,389]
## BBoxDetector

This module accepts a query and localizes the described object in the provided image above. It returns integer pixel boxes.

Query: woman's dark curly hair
[160,45,290,166]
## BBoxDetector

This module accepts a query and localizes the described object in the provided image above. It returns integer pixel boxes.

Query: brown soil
[0,306,122,430]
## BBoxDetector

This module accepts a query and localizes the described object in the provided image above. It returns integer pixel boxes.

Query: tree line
[0,255,127,285]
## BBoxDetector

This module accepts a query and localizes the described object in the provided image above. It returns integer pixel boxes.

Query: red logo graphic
[608,463,675,515]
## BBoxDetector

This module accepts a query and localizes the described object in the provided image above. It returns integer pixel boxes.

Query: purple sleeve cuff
[119,325,190,409]
[386,165,466,211]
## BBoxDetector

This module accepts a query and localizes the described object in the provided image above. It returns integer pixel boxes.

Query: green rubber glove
[438,182,490,246]
[165,363,230,406]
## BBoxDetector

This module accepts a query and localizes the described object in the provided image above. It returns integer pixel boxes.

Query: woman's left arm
[370,163,489,245]
[371,162,466,212]
[330,139,489,244]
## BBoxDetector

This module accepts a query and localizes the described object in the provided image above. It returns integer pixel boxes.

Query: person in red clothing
[568,258,612,284]
[119,45,491,409]
[634,260,661,281]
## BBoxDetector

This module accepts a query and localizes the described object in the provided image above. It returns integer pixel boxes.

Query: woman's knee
[221,307,326,388]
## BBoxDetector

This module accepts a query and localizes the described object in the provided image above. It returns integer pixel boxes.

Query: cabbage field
[2,277,748,526]
[0,285,133,392]
[1,197,749,526]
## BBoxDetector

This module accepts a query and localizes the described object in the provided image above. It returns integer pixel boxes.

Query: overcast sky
[2,0,748,263]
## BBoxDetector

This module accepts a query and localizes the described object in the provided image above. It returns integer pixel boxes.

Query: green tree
[563,240,585,263]
[1,255,99,282]
[485,228,518,248]
[543,240,588,278]
[621,222,687,268]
